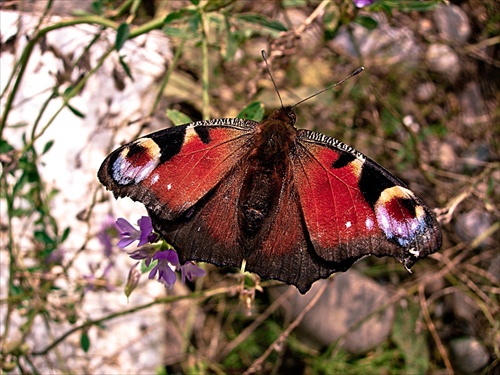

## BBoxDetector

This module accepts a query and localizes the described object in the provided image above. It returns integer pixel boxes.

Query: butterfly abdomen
[238,109,298,239]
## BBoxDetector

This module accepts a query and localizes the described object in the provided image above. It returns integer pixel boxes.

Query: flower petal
[353,0,376,8]
[117,237,136,249]
[137,216,153,246]
[158,266,177,286]
[115,218,137,233]
[153,249,179,266]
[181,262,206,284]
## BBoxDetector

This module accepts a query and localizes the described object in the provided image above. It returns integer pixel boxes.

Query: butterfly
[98,63,441,294]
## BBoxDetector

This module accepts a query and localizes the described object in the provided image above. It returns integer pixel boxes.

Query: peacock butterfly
[98,57,441,294]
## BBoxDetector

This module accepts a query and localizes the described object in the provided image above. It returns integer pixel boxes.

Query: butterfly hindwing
[293,129,442,268]
[98,118,257,220]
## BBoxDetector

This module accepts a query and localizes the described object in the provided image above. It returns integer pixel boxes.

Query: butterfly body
[99,105,441,293]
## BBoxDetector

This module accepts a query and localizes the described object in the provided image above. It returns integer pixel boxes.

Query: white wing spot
[345,221,352,228]
[365,218,374,230]
[409,248,420,257]
[167,183,172,191]
[151,173,160,185]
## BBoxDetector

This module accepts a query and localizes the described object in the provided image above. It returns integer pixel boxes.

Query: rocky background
[1,0,498,374]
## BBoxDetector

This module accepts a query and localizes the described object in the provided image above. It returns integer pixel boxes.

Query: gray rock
[270,271,394,355]
[20,0,93,15]
[449,290,480,323]
[437,141,458,171]
[454,209,493,247]
[426,43,460,81]
[461,142,491,174]
[415,82,437,102]
[433,4,471,46]
[449,337,489,373]
[329,13,421,67]
[460,82,490,127]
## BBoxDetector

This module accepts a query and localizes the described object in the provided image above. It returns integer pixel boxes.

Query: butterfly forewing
[98,118,257,220]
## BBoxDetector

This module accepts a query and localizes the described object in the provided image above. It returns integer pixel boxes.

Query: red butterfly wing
[293,129,442,268]
[98,118,257,220]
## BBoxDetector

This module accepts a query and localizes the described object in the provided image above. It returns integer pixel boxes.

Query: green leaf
[354,15,378,30]
[118,55,134,81]
[0,139,15,154]
[392,302,430,373]
[80,331,90,352]
[203,0,235,12]
[163,9,194,25]
[222,14,237,60]
[91,0,103,15]
[63,87,73,96]
[237,14,287,32]
[67,104,85,118]
[190,0,200,5]
[42,140,54,155]
[115,23,130,51]
[163,26,193,38]
[377,0,440,12]
[166,109,193,126]
[34,230,54,246]
[9,122,28,129]
[60,227,71,243]
[283,0,307,7]
[188,12,202,34]
[373,3,393,16]
[237,102,264,122]
[141,258,157,273]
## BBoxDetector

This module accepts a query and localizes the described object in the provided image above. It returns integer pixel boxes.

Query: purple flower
[354,0,376,8]
[97,215,119,257]
[128,246,156,266]
[180,262,206,284]
[45,247,66,266]
[116,216,155,248]
[148,250,180,287]
[128,246,205,288]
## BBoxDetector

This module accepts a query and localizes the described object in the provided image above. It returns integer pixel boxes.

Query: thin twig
[243,280,330,375]
[419,284,454,374]
[31,286,233,356]
[218,287,296,360]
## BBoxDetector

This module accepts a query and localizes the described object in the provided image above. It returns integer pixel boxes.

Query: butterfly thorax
[252,106,297,162]
[238,107,297,239]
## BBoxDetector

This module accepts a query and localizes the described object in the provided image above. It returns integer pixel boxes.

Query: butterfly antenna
[261,50,284,109]
[292,67,364,108]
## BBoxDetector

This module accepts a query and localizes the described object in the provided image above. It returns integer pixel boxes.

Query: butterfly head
[267,106,297,127]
